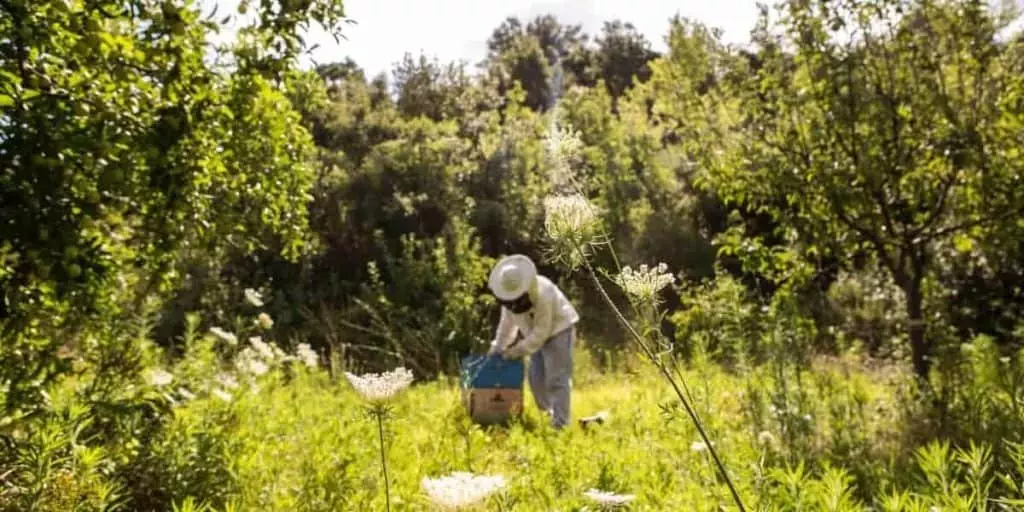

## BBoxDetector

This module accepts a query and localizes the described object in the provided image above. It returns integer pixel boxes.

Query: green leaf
[953,233,974,253]
[0,94,13,107]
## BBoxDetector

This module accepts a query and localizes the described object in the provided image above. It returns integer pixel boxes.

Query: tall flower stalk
[345,367,414,511]
[375,406,391,511]
[542,116,746,511]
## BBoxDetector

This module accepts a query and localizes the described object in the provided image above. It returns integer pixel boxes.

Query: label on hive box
[466,388,522,425]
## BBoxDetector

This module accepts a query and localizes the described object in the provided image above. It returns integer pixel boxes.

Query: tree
[0,0,347,420]
[702,0,1024,379]
[594,20,660,100]
[392,53,472,121]
[482,15,591,111]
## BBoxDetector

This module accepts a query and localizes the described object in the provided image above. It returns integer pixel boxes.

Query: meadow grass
[165,346,923,511]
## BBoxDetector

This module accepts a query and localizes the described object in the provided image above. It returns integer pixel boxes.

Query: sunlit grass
[163,348,906,510]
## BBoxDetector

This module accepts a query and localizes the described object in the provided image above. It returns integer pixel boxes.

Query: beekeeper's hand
[501,347,524,360]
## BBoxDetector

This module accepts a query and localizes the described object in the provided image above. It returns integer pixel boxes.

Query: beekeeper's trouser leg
[528,327,574,429]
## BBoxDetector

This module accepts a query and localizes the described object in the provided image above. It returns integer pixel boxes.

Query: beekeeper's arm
[503,288,553,360]
[488,307,518,355]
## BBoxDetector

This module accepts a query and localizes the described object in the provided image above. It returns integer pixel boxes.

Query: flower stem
[375,409,391,512]
[579,251,747,511]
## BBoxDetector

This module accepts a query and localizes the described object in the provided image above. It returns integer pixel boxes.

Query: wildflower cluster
[244,288,264,307]
[256,312,274,330]
[345,367,414,402]
[295,343,318,368]
[543,119,584,190]
[614,263,676,305]
[236,337,275,376]
[543,194,603,269]
[421,472,507,509]
[209,327,237,345]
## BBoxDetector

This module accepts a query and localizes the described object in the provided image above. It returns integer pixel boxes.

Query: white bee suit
[490,275,580,429]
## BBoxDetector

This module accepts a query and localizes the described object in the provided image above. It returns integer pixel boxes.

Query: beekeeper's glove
[501,347,525,360]
[487,345,503,357]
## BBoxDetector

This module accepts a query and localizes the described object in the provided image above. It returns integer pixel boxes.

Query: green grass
[165,347,925,511]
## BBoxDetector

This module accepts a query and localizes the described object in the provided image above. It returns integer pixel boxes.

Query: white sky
[200,0,1024,79]
[201,0,763,78]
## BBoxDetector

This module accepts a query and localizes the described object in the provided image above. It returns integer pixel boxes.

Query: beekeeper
[487,254,579,429]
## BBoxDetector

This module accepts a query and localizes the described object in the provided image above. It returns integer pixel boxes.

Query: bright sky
[201,0,763,78]
[200,0,1024,79]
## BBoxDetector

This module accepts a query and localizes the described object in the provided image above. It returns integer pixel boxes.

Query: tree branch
[924,202,1024,242]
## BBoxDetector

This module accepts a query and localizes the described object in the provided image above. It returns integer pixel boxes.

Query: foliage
[694,0,1024,378]
[0,0,344,426]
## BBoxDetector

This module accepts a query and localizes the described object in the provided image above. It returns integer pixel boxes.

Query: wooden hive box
[459,355,524,425]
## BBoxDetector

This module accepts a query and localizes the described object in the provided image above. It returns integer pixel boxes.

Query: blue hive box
[459,354,524,389]
[459,355,524,425]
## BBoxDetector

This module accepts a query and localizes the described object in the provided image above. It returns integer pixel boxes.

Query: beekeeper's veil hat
[488,254,537,301]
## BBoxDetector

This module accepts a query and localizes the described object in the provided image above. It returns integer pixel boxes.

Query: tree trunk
[906,275,929,380]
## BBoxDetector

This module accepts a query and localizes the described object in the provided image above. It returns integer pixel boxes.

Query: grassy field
[18,328,1023,511]
[155,342,976,511]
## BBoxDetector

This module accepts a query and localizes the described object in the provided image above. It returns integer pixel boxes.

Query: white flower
[691,440,714,453]
[212,389,232,402]
[614,263,675,304]
[583,488,635,507]
[177,387,195,400]
[422,472,506,509]
[146,369,174,387]
[757,431,776,445]
[249,337,275,360]
[272,345,290,361]
[236,348,270,376]
[544,194,601,245]
[256,312,274,330]
[345,367,414,401]
[209,327,238,345]
[296,343,318,368]
[244,288,264,307]
[543,120,584,188]
[216,373,240,390]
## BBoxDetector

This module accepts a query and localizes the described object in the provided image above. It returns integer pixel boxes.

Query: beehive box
[459,355,524,425]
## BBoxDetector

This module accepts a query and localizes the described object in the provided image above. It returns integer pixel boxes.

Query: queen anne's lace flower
[296,343,318,368]
[583,488,635,507]
[614,263,676,304]
[544,194,601,244]
[244,288,264,307]
[212,389,232,402]
[421,472,506,509]
[216,373,240,390]
[543,120,584,189]
[345,367,414,401]
[236,348,270,376]
[249,337,275,360]
[543,194,603,270]
[209,327,238,345]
